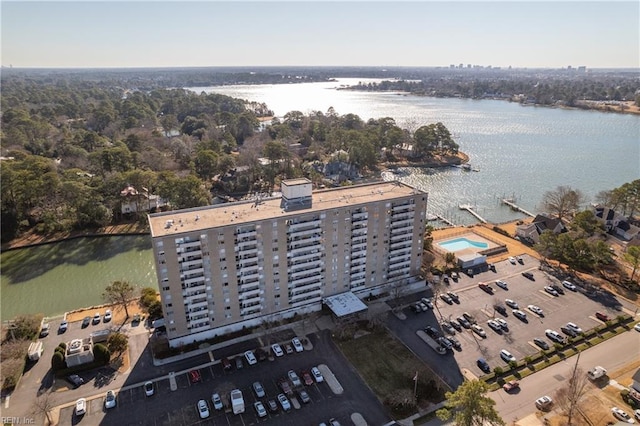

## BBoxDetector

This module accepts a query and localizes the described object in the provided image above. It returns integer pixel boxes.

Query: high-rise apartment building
[148,179,427,347]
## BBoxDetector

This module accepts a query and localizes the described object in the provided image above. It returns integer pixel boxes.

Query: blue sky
[1,1,638,68]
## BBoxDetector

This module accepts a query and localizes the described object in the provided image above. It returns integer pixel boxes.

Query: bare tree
[554,355,589,425]
[33,393,54,425]
[389,281,407,313]
[542,185,585,222]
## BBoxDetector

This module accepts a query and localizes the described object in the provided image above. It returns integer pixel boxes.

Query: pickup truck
[587,366,607,381]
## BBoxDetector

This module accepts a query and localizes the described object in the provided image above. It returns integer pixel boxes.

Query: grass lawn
[335,328,446,416]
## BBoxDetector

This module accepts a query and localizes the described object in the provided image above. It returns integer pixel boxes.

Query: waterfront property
[434,231,506,272]
[148,179,428,348]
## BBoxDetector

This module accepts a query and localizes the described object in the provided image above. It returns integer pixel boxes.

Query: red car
[189,370,202,383]
[301,370,314,386]
[595,312,610,322]
[502,380,520,392]
[278,378,292,395]
[478,283,494,294]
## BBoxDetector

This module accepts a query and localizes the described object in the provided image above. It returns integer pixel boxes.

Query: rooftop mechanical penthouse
[148,179,428,348]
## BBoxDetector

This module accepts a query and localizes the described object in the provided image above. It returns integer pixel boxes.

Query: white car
[528,305,544,316]
[58,321,68,333]
[104,390,116,409]
[144,381,154,397]
[254,401,267,418]
[544,286,559,296]
[535,395,553,410]
[566,322,583,334]
[487,319,502,332]
[545,329,566,344]
[291,337,304,352]
[635,323,640,332]
[612,407,635,423]
[500,349,516,363]
[471,324,486,338]
[505,299,519,309]
[92,312,101,324]
[495,318,508,330]
[634,409,640,421]
[197,399,210,419]
[211,393,223,410]
[513,309,527,321]
[288,370,302,387]
[104,309,112,322]
[311,366,324,383]
[271,343,284,357]
[244,350,257,365]
[278,393,291,411]
[562,280,577,291]
[508,256,516,264]
[75,398,87,416]
[495,280,508,290]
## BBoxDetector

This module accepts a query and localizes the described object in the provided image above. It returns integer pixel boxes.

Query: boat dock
[458,204,487,224]
[436,215,456,227]
[501,199,535,217]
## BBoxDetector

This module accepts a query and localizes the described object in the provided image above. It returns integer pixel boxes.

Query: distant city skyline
[2,1,638,69]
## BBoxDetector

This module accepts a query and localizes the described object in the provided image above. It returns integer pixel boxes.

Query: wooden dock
[501,199,535,217]
[458,204,487,224]
[436,215,456,227]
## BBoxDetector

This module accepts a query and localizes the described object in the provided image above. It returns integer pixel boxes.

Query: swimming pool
[438,237,489,252]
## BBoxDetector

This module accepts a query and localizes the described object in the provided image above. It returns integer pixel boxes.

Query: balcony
[238,271,259,282]
[177,240,202,250]
[187,300,209,311]
[188,316,210,327]
[390,241,413,250]
[289,251,322,264]
[391,203,413,213]
[235,229,257,238]
[238,283,260,292]
[236,240,258,250]
[180,265,204,274]
[179,249,202,260]
[390,224,413,235]
[290,266,322,280]
[291,293,323,307]
[241,306,262,317]
[351,242,367,252]
[290,274,322,287]
[289,245,321,258]
[288,227,321,239]
[388,259,412,271]
[391,218,414,228]
[182,276,205,287]
[352,212,368,221]
[288,219,321,232]
[180,259,204,269]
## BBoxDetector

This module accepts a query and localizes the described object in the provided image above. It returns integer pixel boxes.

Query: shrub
[57,342,67,350]
[493,366,503,375]
[93,343,111,365]
[51,352,65,372]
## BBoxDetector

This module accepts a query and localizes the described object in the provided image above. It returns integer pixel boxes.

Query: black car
[521,271,534,280]
[81,316,91,328]
[550,284,565,295]
[447,335,462,349]
[449,319,462,331]
[533,338,549,350]
[561,326,578,337]
[477,358,491,373]
[424,325,441,339]
[66,374,85,388]
[494,304,507,316]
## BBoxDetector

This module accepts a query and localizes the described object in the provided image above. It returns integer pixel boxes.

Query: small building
[65,338,94,367]
[120,185,168,215]
[457,253,487,273]
[516,214,567,245]
[323,292,368,323]
[593,206,640,241]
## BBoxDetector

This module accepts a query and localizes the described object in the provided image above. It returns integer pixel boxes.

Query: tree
[436,379,505,426]
[554,360,589,425]
[107,332,129,358]
[32,393,55,425]
[542,186,585,222]
[93,343,111,365]
[624,246,640,281]
[103,280,135,319]
[51,351,66,372]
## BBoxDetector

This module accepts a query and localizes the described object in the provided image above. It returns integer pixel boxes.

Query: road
[491,328,640,424]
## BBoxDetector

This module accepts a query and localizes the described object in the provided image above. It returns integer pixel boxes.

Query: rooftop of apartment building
[148,180,425,238]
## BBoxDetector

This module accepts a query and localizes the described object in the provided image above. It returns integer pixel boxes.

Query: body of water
[2,78,638,320]
[0,236,155,320]
[191,78,640,225]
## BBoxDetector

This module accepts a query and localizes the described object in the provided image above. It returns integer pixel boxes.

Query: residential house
[121,185,168,215]
[593,206,640,241]
[516,214,567,244]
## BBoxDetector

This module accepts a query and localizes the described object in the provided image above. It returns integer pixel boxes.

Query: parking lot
[387,254,632,386]
[56,330,390,425]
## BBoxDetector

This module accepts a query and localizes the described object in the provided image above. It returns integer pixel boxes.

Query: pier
[458,204,487,224]
[436,214,456,227]
[501,199,535,217]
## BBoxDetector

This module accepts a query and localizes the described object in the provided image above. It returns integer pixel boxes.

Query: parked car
[447,291,459,303]
[611,407,634,423]
[566,322,583,334]
[561,325,578,337]
[447,335,461,349]
[535,395,553,411]
[104,390,117,409]
[528,305,544,316]
[244,350,257,365]
[301,370,314,386]
[438,336,453,350]
[522,271,534,280]
[533,338,549,350]
[634,409,640,422]
[421,297,433,309]
[284,343,294,354]
[298,389,311,404]
[39,323,50,337]
[550,284,565,295]
[449,319,462,331]
[471,324,487,338]
[235,356,244,369]
[508,256,516,265]
[544,286,559,296]
[67,374,85,388]
[440,294,453,305]
[477,358,491,373]
[311,366,324,383]
[595,312,610,321]
[253,381,266,398]
[457,316,471,329]
[516,256,524,264]
[292,337,304,352]
[478,283,494,294]
[189,369,202,383]
[546,329,566,344]
[487,319,502,332]
[104,309,112,322]
[277,393,291,411]
[288,370,302,387]
[58,321,68,334]
[81,316,91,328]
[197,399,210,419]
[513,310,527,321]
[494,304,507,316]
[254,401,267,418]
[495,280,508,290]
[92,312,101,325]
[279,378,292,395]
[267,399,278,413]
[495,318,508,330]
[500,349,516,363]
[222,357,232,370]
[562,280,577,291]
[211,392,223,410]
[425,325,441,339]
[440,321,456,335]
[412,303,423,313]
[503,380,520,392]
[75,398,87,416]
[144,381,154,397]
[505,299,519,309]
[463,312,476,324]
[271,343,284,357]
[635,323,640,332]
[450,272,459,281]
